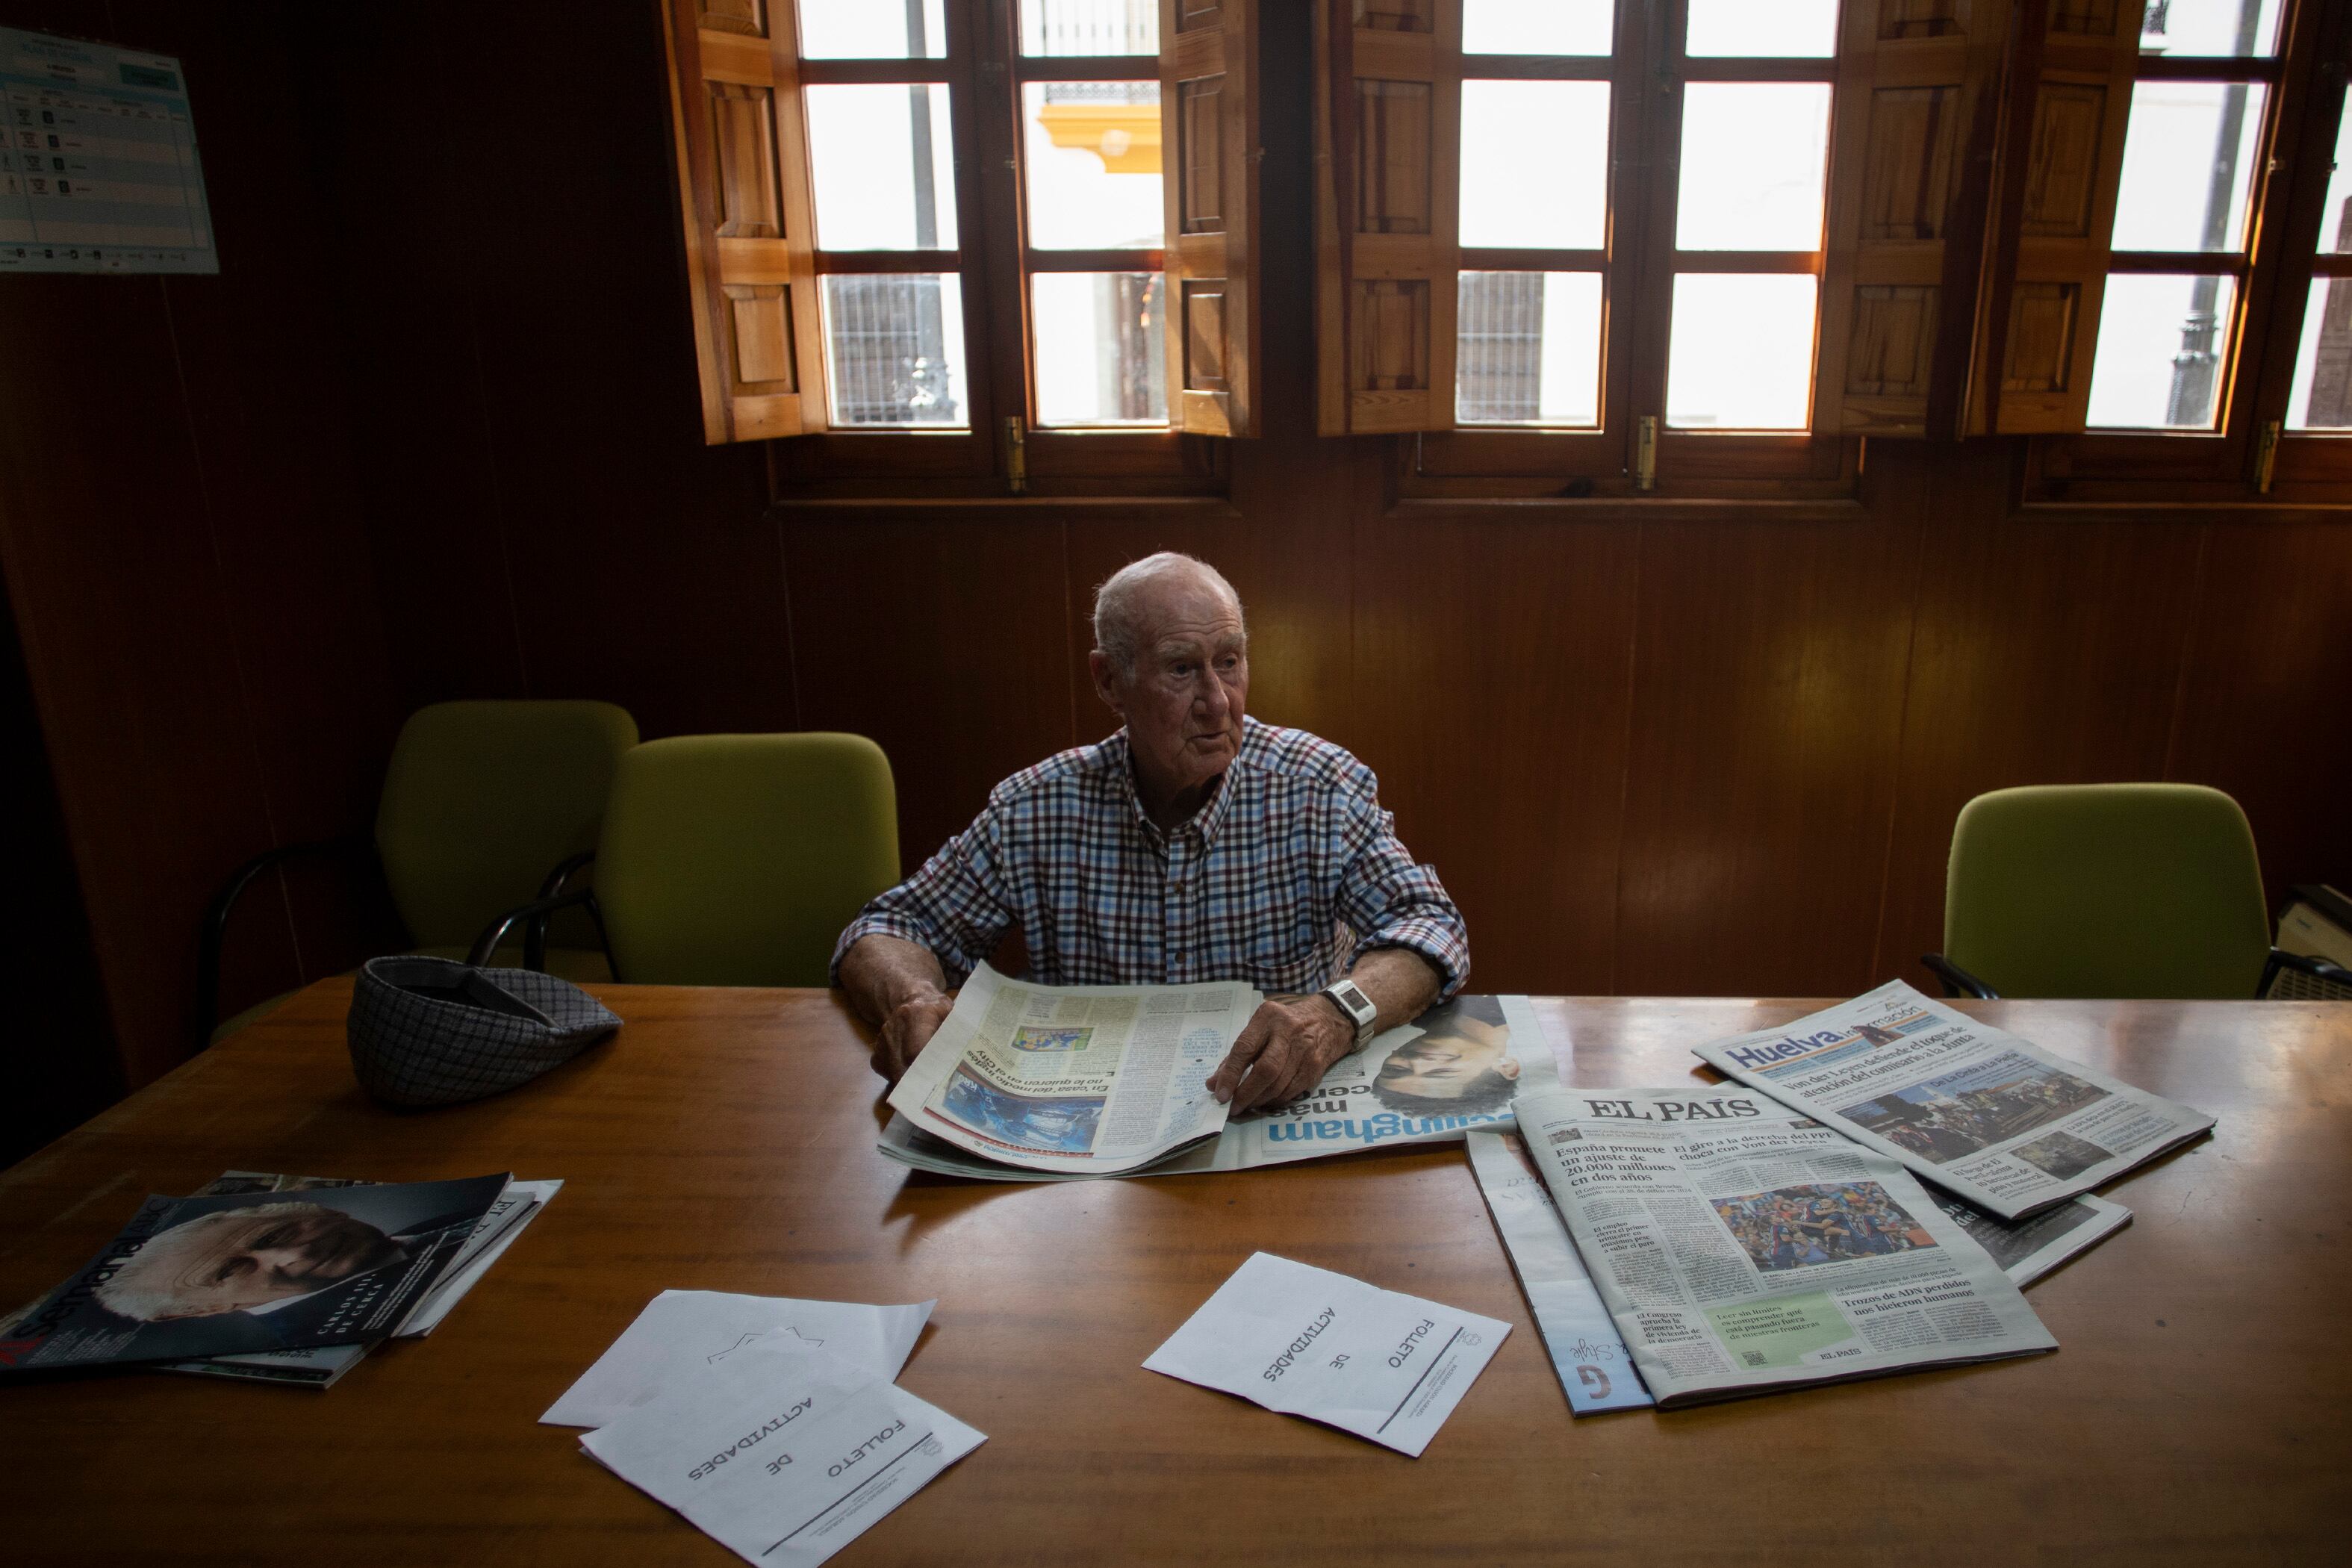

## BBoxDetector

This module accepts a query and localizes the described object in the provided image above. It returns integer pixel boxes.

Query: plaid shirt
[832,718,1469,998]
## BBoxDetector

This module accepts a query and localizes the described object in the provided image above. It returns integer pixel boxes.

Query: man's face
[1093,570,1248,804]
[1375,1017,1517,1101]
[121,1203,405,1319]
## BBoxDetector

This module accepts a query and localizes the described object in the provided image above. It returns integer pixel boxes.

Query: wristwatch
[1319,978,1379,1048]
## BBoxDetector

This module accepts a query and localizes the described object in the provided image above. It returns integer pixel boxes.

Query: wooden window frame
[1320,0,1870,502]
[665,1,1239,499]
[2024,0,2352,504]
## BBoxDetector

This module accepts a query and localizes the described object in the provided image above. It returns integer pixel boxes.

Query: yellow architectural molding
[1036,101,1162,175]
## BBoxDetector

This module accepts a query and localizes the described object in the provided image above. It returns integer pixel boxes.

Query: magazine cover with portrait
[0,1172,508,1375]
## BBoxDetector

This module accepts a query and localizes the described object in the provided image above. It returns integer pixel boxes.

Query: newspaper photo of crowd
[1838,1051,2110,1165]
[1712,1181,1938,1274]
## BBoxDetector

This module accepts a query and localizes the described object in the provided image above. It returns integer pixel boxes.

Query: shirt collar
[1109,721,1252,852]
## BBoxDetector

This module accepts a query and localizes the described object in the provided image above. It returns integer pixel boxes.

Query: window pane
[2111,81,2268,253]
[1020,0,1156,57]
[1033,272,1166,426]
[2084,273,2237,430]
[798,0,948,59]
[1676,84,1832,252]
[1023,81,1163,249]
[2286,279,2352,430]
[806,84,958,250]
[1666,274,1818,430]
[1686,0,1838,58]
[1455,272,1603,426]
[2140,0,2284,58]
[1463,0,1612,55]
[821,274,968,428]
[1460,81,1609,249]
[2318,88,2352,253]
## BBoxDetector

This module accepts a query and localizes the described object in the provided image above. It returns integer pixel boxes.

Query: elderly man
[833,552,1469,1114]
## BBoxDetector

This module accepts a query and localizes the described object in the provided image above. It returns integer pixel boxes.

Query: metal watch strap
[1320,979,1378,1045]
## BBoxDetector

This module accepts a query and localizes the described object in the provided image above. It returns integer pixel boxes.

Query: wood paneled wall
[0,1,401,1090]
[5,1,2348,1107]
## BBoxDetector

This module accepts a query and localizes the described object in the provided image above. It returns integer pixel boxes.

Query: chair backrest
[1944,783,2272,1000]
[594,732,900,986]
[375,700,639,948]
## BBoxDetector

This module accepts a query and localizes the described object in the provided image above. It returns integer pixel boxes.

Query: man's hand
[1206,995,1356,1116]
[870,986,954,1084]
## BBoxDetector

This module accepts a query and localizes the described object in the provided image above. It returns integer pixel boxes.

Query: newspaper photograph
[1513,1084,2056,1407]
[158,1172,561,1388]
[0,1173,508,1377]
[881,994,1550,1182]
[1923,1187,2129,1287]
[885,962,1261,1176]
[1693,981,2215,1219]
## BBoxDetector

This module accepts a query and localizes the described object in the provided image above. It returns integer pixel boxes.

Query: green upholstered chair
[201,700,638,1042]
[1923,783,2347,1001]
[471,732,900,987]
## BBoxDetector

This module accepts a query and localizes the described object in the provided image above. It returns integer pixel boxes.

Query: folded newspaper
[1693,981,2215,1219]
[882,989,1547,1181]
[1511,1083,2057,1406]
[1468,1089,2128,1415]
[0,1172,509,1378]
[158,1171,562,1389]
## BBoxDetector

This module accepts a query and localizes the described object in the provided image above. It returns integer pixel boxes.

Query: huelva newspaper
[1693,981,2215,1220]
[882,986,1546,1182]
[1514,1083,2057,1407]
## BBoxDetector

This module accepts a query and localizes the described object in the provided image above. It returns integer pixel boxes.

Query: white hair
[93,1202,314,1322]
[1091,553,1245,682]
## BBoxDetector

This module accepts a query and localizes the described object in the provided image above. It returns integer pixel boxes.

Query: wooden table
[1,984,2345,1565]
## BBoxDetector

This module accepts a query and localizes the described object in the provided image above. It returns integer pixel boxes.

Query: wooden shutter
[659,0,826,444]
[1970,0,2140,434]
[1160,1,1261,437]
[1313,0,1461,435]
[1817,0,2016,437]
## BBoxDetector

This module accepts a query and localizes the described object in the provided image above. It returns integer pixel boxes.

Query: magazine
[0,1172,508,1377]
[158,1172,561,1388]
[1693,981,2215,1219]
[883,962,1263,1176]
[880,994,1549,1181]
[1512,1083,2056,1407]
[1469,1089,2129,1414]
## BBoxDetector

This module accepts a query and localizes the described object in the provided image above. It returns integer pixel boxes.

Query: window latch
[2254,418,2281,494]
[1003,415,1027,496]
[1634,414,1658,493]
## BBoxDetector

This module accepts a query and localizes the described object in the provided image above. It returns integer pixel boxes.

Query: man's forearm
[1339,947,1444,1041]
[838,933,951,1028]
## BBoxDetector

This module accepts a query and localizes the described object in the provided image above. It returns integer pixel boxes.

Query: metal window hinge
[1634,414,1658,492]
[1003,415,1028,495]
[2254,417,2281,494]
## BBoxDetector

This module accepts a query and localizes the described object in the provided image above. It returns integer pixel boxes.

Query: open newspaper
[1469,1089,2129,1415]
[1511,1083,2056,1406]
[1693,981,2215,1219]
[882,993,1549,1181]
[884,962,1261,1176]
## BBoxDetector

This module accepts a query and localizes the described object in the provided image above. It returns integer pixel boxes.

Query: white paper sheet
[541,1291,936,1428]
[581,1340,983,1568]
[1142,1252,1508,1457]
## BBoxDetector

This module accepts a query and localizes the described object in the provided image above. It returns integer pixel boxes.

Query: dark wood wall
[4,1,2348,1102]
[0,1,401,1094]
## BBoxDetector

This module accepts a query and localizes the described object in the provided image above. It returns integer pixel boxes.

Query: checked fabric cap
[347,955,620,1107]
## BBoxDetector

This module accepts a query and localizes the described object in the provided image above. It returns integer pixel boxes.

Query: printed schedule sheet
[1,25,214,274]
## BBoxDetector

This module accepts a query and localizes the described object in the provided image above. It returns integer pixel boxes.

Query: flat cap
[347,954,620,1107]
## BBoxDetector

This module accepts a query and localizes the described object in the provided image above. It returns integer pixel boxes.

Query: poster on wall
[0,25,216,275]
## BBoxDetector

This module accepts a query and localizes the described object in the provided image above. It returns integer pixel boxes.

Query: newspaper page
[885,962,1260,1176]
[880,994,1550,1182]
[1465,1129,1652,1414]
[1513,1083,2056,1407]
[1693,980,2215,1219]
